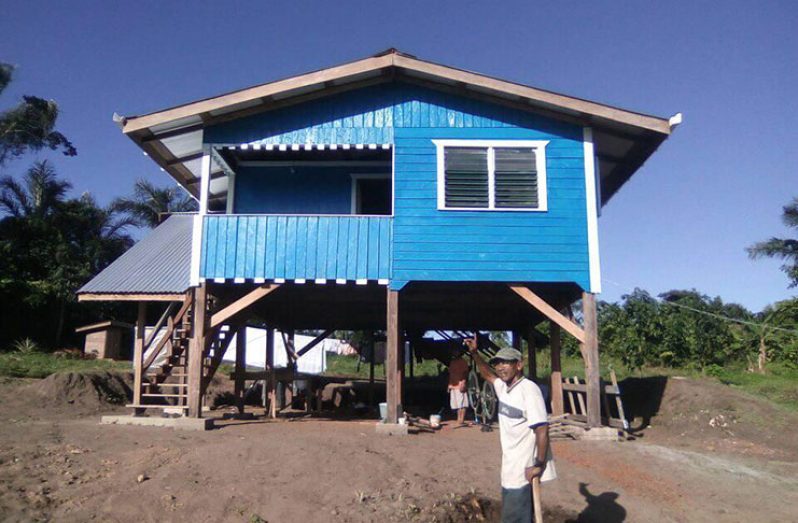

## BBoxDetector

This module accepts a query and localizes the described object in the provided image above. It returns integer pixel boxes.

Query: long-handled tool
[532,476,543,522]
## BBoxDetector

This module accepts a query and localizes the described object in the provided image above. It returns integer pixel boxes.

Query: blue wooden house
[79,50,679,425]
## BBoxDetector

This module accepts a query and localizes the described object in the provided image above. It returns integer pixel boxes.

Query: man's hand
[524,463,545,483]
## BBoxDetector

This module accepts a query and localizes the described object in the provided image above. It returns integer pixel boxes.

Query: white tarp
[139,326,354,375]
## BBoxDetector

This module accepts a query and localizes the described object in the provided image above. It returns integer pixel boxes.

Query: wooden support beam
[582,292,601,427]
[550,321,564,416]
[235,326,246,414]
[133,303,147,413]
[202,323,240,392]
[508,285,585,343]
[187,284,207,418]
[281,329,298,365]
[386,289,401,423]
[266,328,276,418]
[209,284,279,329]
[78,293,185,302]
[296,329,333,358]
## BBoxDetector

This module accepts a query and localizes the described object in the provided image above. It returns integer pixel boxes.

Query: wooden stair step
[142,393,188,398]
[153,383,188,388]
[126,403,189,410]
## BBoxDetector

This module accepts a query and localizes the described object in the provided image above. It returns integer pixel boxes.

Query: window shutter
[494,147,538,208]
[444,147,489,208]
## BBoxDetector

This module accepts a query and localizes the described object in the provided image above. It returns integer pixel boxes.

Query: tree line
[0,62,195,349]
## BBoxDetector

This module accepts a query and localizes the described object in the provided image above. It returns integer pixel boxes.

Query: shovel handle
[532,476,543,522]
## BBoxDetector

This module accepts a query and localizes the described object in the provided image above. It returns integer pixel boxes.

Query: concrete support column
[187,284,207,418]
[582,292,601,426]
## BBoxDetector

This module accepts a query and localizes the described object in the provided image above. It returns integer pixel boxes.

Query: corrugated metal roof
[78,215,193,295]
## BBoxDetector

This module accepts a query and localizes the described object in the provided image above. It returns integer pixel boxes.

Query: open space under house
[78,49,679,427]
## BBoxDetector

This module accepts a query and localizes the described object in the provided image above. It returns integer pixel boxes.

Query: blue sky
[1,1,795,312]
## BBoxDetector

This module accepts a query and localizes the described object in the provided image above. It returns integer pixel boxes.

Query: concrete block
[375,422,409,436]
[101,415,214,431]
[580,426,621,441]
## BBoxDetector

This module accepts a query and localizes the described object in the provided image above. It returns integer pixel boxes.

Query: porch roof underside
[209,281,583,332]
[77,214,193,299]
[119,50,676,208]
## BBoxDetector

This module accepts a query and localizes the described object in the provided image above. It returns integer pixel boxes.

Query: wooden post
[234,325,246,414]
[582,292,601,426]
[368,339,375,410]
[132,302,147,413]
[187,284,207,418]
[266,328,276,417]
[408,339,414,379]
[386,289,401,423]
[550,321,564,416]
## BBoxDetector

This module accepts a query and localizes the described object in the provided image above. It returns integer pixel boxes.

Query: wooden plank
[573,376,587,416]
[508,285,585,343]
[266,328,276,418]
[583,292,601,427]
[187,284,207,418]
[522,328,537,380]
[561,382,619,395]
[386,288,401,423]
[611,370,629,431]
[133,303,146,410]
[78,293,185,302]
[550,321,564,416]
[565,377,577,416]
[296,329,334,358]
[209,284,279,329]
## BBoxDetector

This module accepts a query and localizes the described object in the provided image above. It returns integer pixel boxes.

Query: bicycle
[466,351,498,430]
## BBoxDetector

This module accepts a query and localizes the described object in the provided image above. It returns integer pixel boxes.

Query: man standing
[466,336,556,522]
[447,346,470,426]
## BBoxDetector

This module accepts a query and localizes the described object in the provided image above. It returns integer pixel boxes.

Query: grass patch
[0,352,131,379]
[323,353,445,379]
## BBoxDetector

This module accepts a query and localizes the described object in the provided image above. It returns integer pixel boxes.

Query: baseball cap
[489,348,523,364]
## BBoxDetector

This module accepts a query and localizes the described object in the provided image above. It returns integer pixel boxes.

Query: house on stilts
[78,49,679,426]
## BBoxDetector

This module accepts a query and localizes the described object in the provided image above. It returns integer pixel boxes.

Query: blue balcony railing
[200,215,392,282]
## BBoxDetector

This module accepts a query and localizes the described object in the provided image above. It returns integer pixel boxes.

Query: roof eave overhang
[120,51,677,204]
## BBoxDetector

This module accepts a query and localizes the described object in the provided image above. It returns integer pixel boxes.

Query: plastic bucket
[429,414,441,428]
[379,402,387,422]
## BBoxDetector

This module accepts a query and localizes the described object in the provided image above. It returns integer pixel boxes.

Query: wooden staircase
[128,292,239,414]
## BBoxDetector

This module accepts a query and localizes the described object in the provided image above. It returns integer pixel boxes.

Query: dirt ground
[1,373,797,522]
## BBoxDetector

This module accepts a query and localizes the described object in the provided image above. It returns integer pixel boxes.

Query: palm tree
[112,179,197,228]
[748,197,798,287]
[0,160,71,219]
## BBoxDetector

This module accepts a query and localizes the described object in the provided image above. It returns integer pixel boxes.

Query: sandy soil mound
[621,376,798,459]
[29,371,133,410]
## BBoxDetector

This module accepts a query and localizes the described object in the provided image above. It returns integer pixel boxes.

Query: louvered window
[436,140,548,211]
[494,148,537,208]
[444,147,489,208]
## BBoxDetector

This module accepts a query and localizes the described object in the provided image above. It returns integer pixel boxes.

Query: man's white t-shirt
[493,377,557,489]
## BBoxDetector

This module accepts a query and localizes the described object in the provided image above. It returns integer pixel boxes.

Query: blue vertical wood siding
[202,83,591,289]
[200,215,392,281]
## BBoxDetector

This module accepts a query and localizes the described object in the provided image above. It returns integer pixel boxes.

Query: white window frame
[433,139,549,212]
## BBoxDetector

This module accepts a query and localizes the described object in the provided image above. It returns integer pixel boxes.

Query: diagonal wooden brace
[209,284,280,329]
[508,284,586,344]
